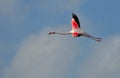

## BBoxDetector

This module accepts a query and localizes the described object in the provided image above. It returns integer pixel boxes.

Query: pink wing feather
[71,13,80,30]
[71,18,79,29]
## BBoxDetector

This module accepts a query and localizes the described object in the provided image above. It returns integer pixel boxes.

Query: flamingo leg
[82,33,101,42]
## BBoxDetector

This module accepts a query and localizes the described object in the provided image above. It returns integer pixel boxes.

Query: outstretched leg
[82,32,101,42]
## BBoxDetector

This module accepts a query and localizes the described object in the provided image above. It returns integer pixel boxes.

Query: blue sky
[0,0,120,78]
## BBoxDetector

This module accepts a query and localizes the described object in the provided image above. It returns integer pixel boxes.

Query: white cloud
[77,35,120,78]
[2,27,120,78]
[2,27,81,78]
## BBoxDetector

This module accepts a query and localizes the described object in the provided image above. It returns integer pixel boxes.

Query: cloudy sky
[0,0,120,78]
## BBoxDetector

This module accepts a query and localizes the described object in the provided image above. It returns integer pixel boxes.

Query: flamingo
[49,13,101,42]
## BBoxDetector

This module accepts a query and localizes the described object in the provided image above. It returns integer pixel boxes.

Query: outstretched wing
[71,13,80,30]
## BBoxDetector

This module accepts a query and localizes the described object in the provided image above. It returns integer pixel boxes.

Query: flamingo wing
[71,13,80,30]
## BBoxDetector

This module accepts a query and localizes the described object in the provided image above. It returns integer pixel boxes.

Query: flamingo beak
[49,32,55,35]
[49,32,52,35]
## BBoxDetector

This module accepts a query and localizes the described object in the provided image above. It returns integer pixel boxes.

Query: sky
[0,0,120,78]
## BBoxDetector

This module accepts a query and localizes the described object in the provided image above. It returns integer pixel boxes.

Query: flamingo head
[49,32,56,35]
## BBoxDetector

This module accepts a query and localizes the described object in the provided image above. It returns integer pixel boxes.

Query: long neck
[54,32,71,35]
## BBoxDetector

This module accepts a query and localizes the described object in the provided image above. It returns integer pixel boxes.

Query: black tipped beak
[48,32,55,35]
[48,32,51,35]
[49,32,52,35]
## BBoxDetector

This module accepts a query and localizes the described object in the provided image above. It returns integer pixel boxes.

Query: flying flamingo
[49,13,101,42]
